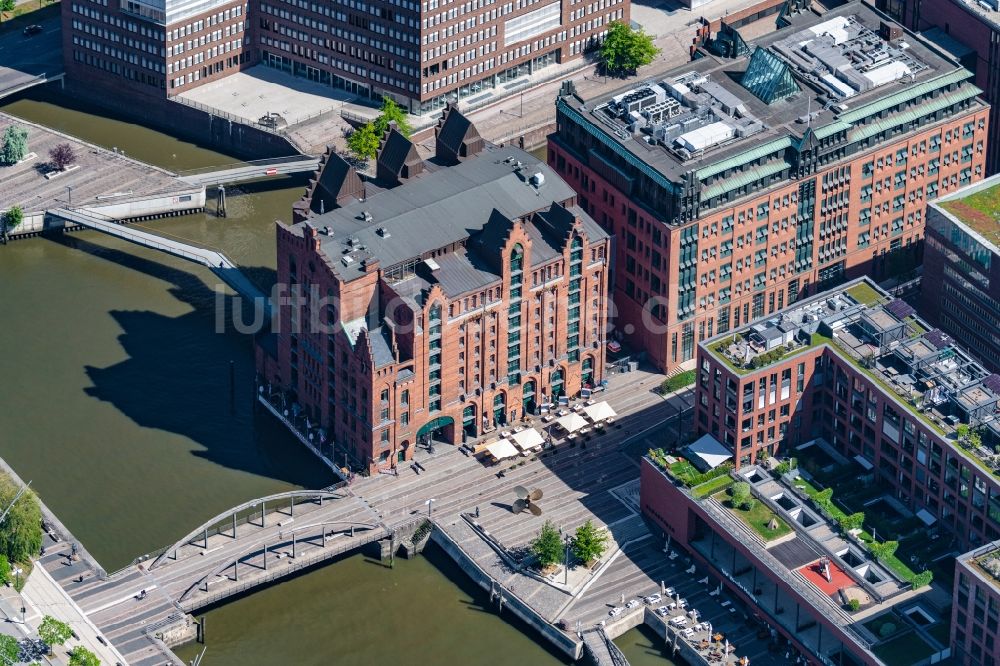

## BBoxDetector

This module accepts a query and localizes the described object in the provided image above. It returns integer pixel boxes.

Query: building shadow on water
[50,232,333,489]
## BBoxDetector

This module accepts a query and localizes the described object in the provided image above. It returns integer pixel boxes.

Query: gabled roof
[376,127,423,184]
[436,104,485,164]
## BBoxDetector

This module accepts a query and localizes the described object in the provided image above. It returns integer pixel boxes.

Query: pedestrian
[475,506,480,518]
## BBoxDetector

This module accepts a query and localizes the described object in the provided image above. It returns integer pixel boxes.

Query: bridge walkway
[48,207,271,315]
[177,155,320,186]
[581,627,631,666]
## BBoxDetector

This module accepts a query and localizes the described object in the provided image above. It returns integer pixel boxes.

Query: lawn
[669,459,700,483]
[691,475,733,498]
[716,491,792,541]
[927,621,952,647]
[940,181,1000,245]
[660,370,696,394]
[846,281,884,306]
[872,631,936,666]
[864,613,904,640]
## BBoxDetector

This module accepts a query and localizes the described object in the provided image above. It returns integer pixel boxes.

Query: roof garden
[703,278,1000,471]
[937,177,1000,247]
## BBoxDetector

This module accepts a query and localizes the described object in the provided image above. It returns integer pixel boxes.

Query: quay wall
[7,190,208,239]
[46,81,301,160]
[430,525,584,661]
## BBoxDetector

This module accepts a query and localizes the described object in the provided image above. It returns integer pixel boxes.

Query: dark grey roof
[769,538,819,570]
[437,108,474,155]
[314,146,576,281]
[431,248,500,297]
[369,327,395,368]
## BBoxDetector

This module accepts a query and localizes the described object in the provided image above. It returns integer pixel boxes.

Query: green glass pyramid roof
[741,47,800,104]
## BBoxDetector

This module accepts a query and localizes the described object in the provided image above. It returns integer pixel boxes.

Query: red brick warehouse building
[257,107,610,473]
[548,1,990,374]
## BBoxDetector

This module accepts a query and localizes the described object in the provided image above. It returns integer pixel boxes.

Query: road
[0,11,62,98]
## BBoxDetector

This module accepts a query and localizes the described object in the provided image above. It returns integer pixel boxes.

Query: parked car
[677,598,688,609]
[608,606,624,617]
[669,616,688,627]
[664,587,675,597]
[625,599,640,610]
[23,24,43,36]
[655,606,670,617]
[644,593,662,605]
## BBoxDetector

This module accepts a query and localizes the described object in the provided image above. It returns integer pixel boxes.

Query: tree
[572,520,608,565]
[0,0,15,22]
[599,21,659,77]
[838,512,865,533]
[69,646,101,666]
[4,205,23,231]
[346,123,380,161]
[372,96,412,138]
[729,482,753,510]
[0,634,18,665]
[37,615,72,653]
[0,472,43,564]
[0,554,9,586]
[1,124,28,165]
[49,143,76,171]
[530,520,563,569]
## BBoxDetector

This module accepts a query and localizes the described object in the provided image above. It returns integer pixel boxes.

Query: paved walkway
[21,564,128,666]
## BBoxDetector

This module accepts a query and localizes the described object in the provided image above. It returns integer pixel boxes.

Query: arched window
[510,244,524,273]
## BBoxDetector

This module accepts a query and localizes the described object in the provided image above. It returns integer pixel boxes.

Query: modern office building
[693,276,1000,553]
[256,107,610,473]
[953,541,1000,665]
[641,452,950,666]
[877,0,1000,175]
[922,174,1000,372]
[548,1,990,373]
[64,0,253,96]
[257,0,627,114]
[63,0,627,112]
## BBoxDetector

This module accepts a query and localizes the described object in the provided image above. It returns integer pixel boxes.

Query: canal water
[0,89,675,665]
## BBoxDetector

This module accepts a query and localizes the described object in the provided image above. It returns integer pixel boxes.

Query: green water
[0,89,673,665]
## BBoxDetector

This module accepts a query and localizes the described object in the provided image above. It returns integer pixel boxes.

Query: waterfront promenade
[3,364,785,666]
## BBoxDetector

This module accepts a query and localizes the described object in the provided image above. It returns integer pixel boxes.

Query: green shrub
[911,570,933,589]
[660,370,696,394]
[847,598,861,612]
[838,512,865,532]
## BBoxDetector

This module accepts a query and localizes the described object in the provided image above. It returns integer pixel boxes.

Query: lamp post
[564,534,572,585]
[426,498,436,517]
[67,185,73,207]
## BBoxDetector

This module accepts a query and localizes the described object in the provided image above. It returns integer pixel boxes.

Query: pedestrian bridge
[48,207,271,317]
[177,155,321,186]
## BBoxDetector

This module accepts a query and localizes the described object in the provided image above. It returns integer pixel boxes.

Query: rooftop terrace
[558,2,974,185]
[705,278,1000,463]
[936,174,1000,247]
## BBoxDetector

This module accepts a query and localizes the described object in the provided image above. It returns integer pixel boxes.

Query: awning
[916,508,937,526]
[583,401,617,422]
[487,439,519,460]
[686,434,733,471]
[556,412,588,433]
[854,454,874,471]
[511,428,544,451]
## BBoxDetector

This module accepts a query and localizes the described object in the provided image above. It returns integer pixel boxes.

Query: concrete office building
[877,0,1000,175]
[922,174,1000,373]
[548,2,990,373]
[256,107,610,473]
[64,0,253,96]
